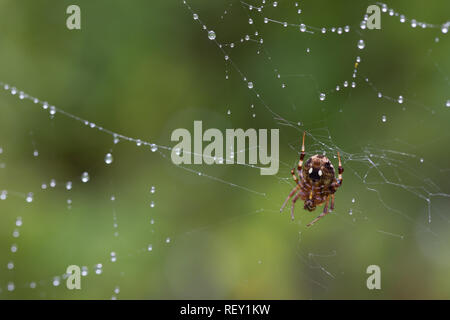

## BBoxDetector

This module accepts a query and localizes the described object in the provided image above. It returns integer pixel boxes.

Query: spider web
[0,0,449,299]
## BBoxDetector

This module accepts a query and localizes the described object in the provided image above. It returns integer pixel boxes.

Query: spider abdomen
[299,155,338,211]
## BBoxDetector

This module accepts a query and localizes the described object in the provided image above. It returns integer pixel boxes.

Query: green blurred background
[0,0,449,299]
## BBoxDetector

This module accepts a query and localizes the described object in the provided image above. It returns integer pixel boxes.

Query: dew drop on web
[104,152,113,165]
[81,172,90,183]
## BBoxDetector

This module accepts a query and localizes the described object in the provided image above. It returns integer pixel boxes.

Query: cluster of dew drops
[0,114,167,298]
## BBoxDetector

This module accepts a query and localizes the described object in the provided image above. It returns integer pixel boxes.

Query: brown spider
[280,132,344,227]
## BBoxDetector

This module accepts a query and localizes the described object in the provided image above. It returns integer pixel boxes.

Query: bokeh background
[0,0,449,299]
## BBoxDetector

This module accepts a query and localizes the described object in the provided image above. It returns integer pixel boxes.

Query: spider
[280,132,344,227]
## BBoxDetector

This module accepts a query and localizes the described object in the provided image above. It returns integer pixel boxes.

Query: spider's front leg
[337,151,344,186]
[280,184,300,213]
[330,152,344,193]
[297,132,306,179]
[280,166,301,212]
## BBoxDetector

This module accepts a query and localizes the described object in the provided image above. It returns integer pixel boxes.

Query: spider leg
[280,184,300,212]
[330,194,335,211]
[291,192,303,220]
[291,168,299,184]
[307,196,330,227]
[297,132,306,179]
[337,151,344,186]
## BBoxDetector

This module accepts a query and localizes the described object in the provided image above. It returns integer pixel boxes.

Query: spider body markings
[280,132,344,227]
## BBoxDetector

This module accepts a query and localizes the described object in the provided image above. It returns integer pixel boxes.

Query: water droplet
[26,192,33,203]
[411,19,417,28]
[66,181,72,190]
[11,244,17,253]
[442,23,449,34]
[148,244,153,251]
[446,100,450,107]
[377,92,382,98]
[7,282,15,292]
[349,209,353,215]
[398,96,404,104]
[193,13,198,20]
[273,1,278,7]
[400,15,406,23]
[53,277,60,286]
[247,81,254,89]
[151,144,158,152]
[110,252,117,262]
[166,237,171,244]
[360,21,367,29]
[104,153,113,165]
[352,198,355,203]
[420,158,424,163]
[113,135,120,144]
[81,172,90,183]
[357,39,365,50]
[319,93,326,101]
[300,24,306,32]
[150,201,155,208]
[33,150,39,157]
[16,217,22,227]
[81,266,88,276]
[248,18,253,24]
[7,261,14,270]
[381,115,387,123]
[30,282,36,289]
[50,179,56,188]
[208,30,216,40]
[150,186,155,194]
[95,263,103,275]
